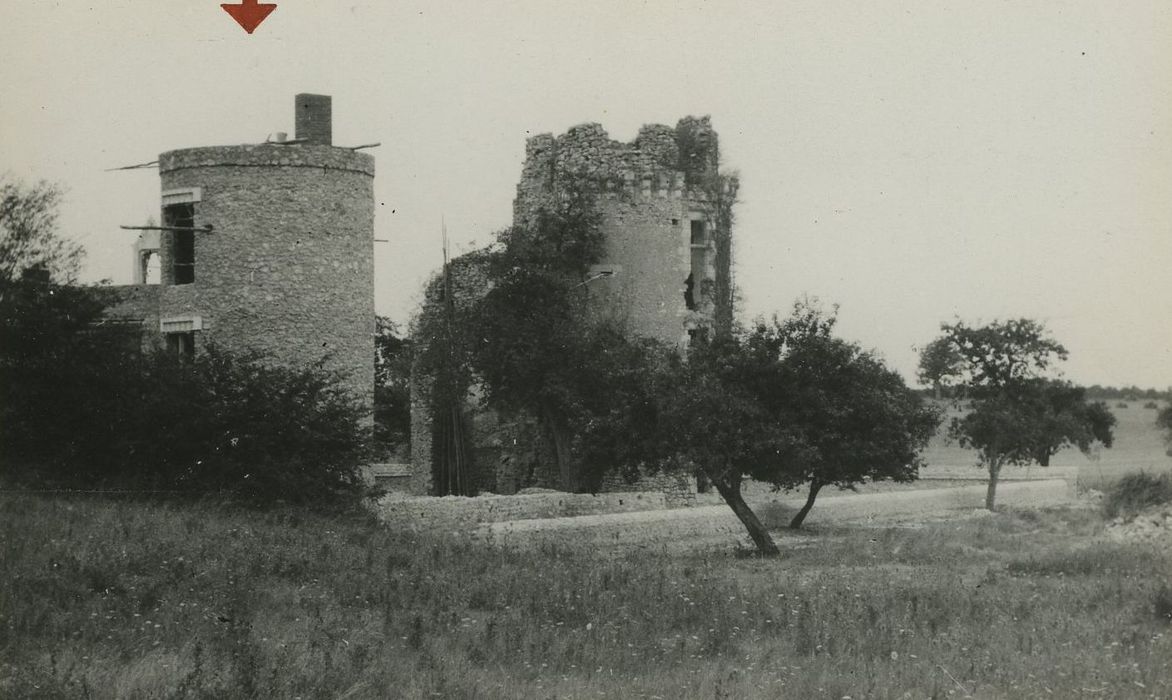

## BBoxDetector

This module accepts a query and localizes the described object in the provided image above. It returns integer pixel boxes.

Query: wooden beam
[120,225,214,233]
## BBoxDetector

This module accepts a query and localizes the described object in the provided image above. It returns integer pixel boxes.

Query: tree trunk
[711,475,780,556]
[985,460,1001,510]
[541,405,577,492]
[695,468,711,494]
[789,480,823,529]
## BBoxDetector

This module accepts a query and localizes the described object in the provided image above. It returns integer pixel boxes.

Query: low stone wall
[918,465,1078,482]
[374,490,672,533]
[598,471,697,507]
[478,480,1080,550]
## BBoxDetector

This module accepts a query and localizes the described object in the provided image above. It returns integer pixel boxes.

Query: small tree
[936,319,1114,509]
[656,337,795,556]
[654,301,938,552]
[774,307,939,528]
[1157,405,1172,457]
[1022,381,1115,467]
[917,336,963,399]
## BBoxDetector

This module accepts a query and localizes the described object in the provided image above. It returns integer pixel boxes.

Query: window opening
[165,331,195,361]
[164,203,196,285]
[684,273,695,311]
[690,220,707,245]
[140,251,161,285]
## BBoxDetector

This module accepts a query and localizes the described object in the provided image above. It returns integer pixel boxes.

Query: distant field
[919,399,1171,489]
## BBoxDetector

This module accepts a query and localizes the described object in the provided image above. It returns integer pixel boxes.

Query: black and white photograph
[1,2,1170,697]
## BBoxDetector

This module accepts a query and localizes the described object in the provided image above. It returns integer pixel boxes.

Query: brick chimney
[295,93,332,146]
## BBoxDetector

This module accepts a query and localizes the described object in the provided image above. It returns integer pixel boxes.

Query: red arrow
[221,0,277,34]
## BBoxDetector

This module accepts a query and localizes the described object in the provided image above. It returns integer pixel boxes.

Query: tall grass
[2,496,1170,698]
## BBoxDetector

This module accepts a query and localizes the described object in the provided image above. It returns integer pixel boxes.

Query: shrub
[2,332,369,508]
[140,346,371,508]
[1144,401,1159,410]
[1102,471,1172,519]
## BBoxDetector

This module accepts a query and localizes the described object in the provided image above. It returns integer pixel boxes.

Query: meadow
[3,400,1169,698]
[2,493,1170,699]
[918,399,1169,489]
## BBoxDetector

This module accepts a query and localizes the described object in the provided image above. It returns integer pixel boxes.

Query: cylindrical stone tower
[154,94,375,411]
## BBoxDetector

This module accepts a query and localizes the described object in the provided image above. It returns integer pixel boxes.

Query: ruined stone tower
[513,118,731,346]
[121,94,376,410]
[405,117,731,496]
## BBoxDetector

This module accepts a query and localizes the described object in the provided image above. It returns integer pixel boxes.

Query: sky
[1,1,1169,389]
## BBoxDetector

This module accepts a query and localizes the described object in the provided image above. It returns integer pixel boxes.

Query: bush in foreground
[1,326,369,508]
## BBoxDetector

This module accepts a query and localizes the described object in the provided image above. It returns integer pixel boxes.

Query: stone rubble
[1105,504,1172,548]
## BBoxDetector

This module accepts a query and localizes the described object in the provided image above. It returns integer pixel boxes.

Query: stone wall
[598,470,697,507]
[154,144,376,410]
[99,284,162,350]
[375,490,675,533]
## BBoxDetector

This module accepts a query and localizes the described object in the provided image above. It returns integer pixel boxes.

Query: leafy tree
[462,178,607,491]
[374,316,412,454]
[936,319,1114,509]
[1021,381,1115,467]
[917,336,963,399]
[1158,405,1172,457]
[654,302,937,553]
[772,306,939,528]
[942,319,1067,390]
[655,337,795,555]
[470,268,585,490]
[0,177,82,284]
[0,275,131,482]
[0,176,112,481]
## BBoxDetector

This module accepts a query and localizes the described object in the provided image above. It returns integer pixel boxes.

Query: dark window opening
[690,220,707,245]
[684,273,695,311]
[166,332,195,361]
[164,203,195,285]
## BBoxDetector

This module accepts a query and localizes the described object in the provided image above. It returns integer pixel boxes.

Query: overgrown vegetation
[1159,405,1172,457]
[373,316,412,456]
[2,495,1169,698]
[1103,471,1172,519]
[0,177,369,508]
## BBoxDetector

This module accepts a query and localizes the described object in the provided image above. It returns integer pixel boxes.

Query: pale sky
[2,1,1169,389]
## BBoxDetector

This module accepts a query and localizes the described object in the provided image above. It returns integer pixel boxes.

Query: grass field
[918,399,1171,490]
[3,494,1170,699]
